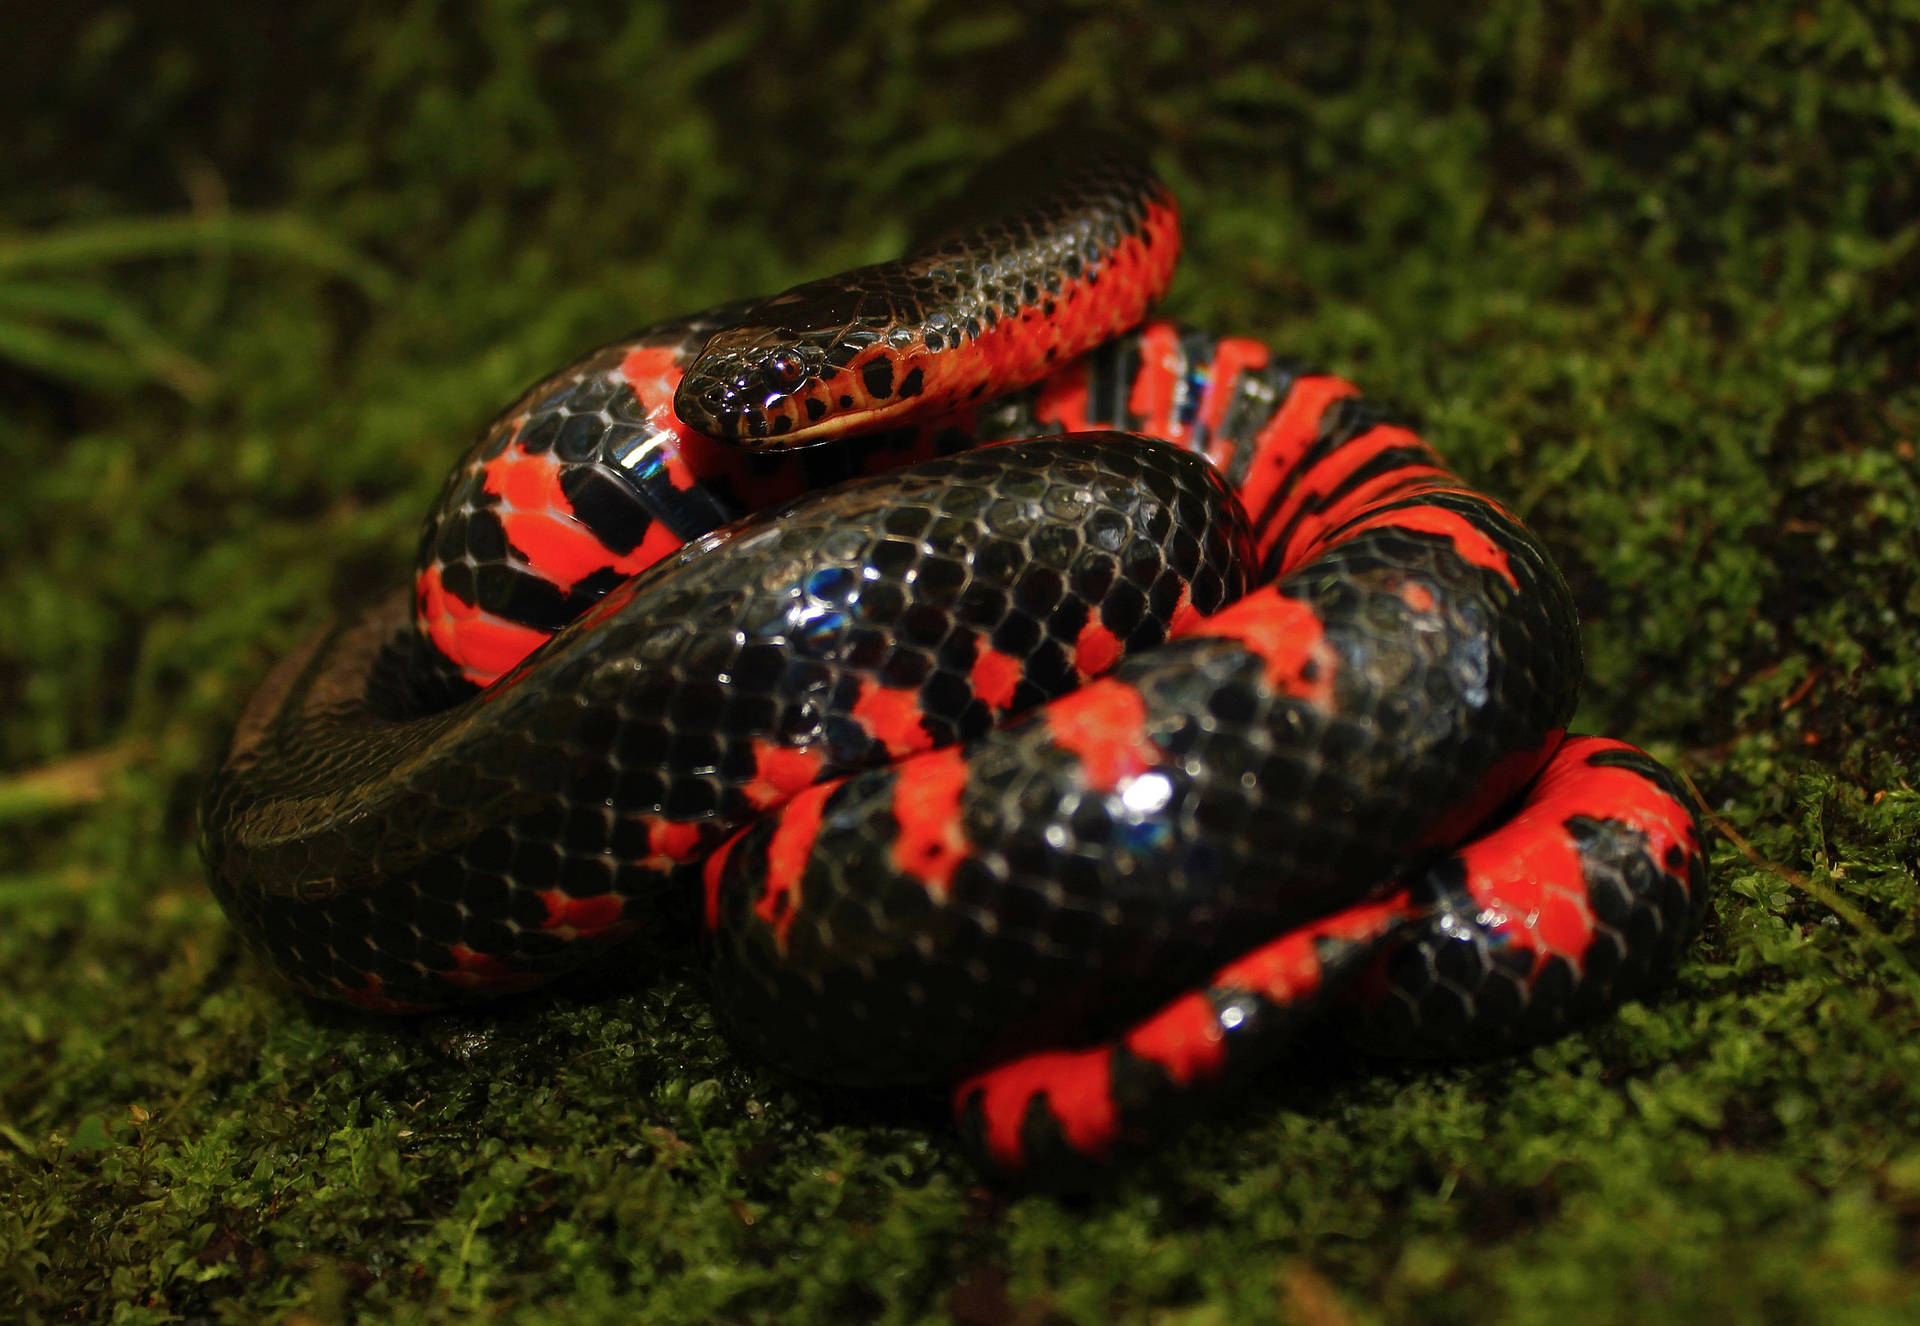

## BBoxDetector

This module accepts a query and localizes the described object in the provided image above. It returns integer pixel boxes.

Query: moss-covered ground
[4,3,1918,1321]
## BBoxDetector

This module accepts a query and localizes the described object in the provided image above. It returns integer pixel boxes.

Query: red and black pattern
[674,136,1179,444]
[201,138,1708,1180]
[953,734,1705,1175]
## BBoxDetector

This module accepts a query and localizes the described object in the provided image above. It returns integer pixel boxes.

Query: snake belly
[201,137,1708,1178]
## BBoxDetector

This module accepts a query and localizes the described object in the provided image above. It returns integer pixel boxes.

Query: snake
[200,135,1709,1180]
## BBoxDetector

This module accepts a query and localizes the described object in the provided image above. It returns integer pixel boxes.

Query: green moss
[4,2,1917,1320]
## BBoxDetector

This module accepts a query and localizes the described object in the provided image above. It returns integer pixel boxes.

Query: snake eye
[762,351,807,392]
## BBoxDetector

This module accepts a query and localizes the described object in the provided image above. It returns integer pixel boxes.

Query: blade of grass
[0,213,393,299]
[0,279,214,396]
[0,747,140,824]
[0,317,155,390]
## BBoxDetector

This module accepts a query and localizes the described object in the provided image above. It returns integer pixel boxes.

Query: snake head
[673,279,936,447]
[672,138,1182,449]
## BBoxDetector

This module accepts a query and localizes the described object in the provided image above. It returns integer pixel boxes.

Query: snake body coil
[202,138,1707,1177]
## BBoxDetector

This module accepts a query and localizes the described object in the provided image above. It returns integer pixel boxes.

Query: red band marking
[481,445,594,583]
[740,740,827,811]
[1412,729,1564,852]
[481,441,676,588]
[851,680,930,759]
[1400,581,1437,614]
[889,748,972,901]
[1188,588,1337,704]
[701,834,738,931]
[969,644,1024,711]
[441,944,541,993]
[1045,682,1157,793]
[1258,421,1447,569]
[415,562,552,687]
[1165,583,1201,638]
[1453,736,1701,979]
[956,1046,1120,1173]
[333,974,433,1015]
[1455,828,1594,977]
[425,368,737,687]
[753,782,834,947]
[1071,617,1124,680]
[959,886,1394,1175]
[647,818,705,868]
[537,890,626,939]
[1198,335,1272,465]
[1123,895,1407,1090]
[1033,358,1093,433]
[620,342,786,500]
[1126,321,1183,436]
[1326,503,1519,590]
[1238,375,1361,541]
[1226,896,1406,994]
[618,343,683,397]
[1122,992,1229,1087]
